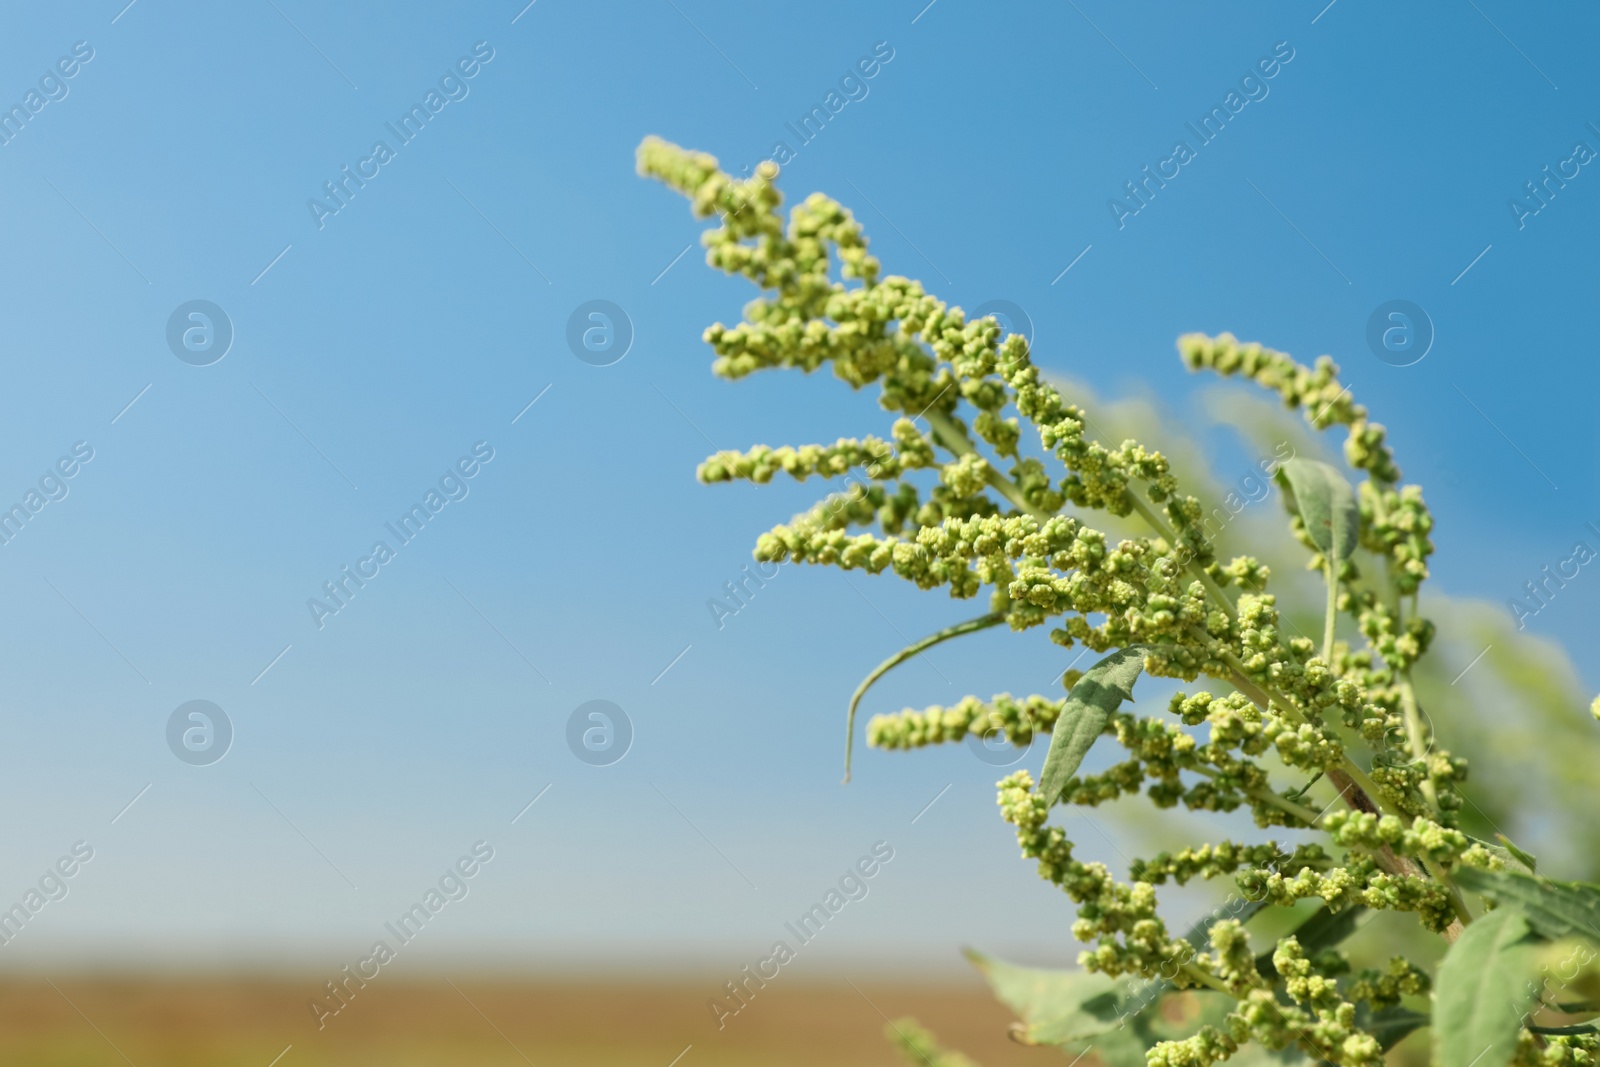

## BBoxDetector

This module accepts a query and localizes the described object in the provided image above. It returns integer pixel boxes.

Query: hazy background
[0,0,1594,1012]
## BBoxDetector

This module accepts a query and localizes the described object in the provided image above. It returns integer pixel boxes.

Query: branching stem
[922,408,1053,522]
[926,368,1472,936]
[1186,765,1324,826]
[1123,489,1238,615]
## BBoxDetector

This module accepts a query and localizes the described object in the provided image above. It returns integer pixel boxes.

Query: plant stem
[1186,765,1324,826]
[1388,584,1442,814]
[1178,962,1235,996]
[1123,490,1239,615]
[925,406,1379,830]
[1143,492,1413,830]
[1398,672,1440,810]
[922,409,1053,522]
[1419,852,1473,927]
[1333,760,1389,816]
[1103,416,1470,942]
[1322,560,1338,664]
[927,412,1429,898]
[1211,648,1404,823]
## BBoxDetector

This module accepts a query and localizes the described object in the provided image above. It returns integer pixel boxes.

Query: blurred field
[0,973,1047,1066]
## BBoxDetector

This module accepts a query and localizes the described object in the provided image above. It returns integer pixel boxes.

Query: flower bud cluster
[1344,955,1429,1011]
[1145,1024,1240,1067]
[1322,811,1471,865]
[698,423,936,485]
[1236,856,1456,934]
[1132,841,1299,886]
[1177,332,1435,596]
[997,771,1192,983]
[1227,938,1387,1066]
[1514,1033,1600,1066]
[1205,918,1263,994]
[866,693,1063,751]
[641,137,1480,1067]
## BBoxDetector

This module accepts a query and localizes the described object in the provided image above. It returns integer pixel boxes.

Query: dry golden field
[0,973,1050,1066]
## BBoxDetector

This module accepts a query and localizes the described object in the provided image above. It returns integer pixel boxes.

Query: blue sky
[0,0,1594,987]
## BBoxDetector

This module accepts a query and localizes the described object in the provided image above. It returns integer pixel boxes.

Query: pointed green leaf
[1433,907,1543,1067]
[1462,836,1538,876]
[963,949,1292,1064]
[963,948,1130,1046]
[1454,868,1600,943]
[1359,1005,1431,1052]
[1278,458,1359,566]
[1496,833,1540,874]
[1039,646,1147,805]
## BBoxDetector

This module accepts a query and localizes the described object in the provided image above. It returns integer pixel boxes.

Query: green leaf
[1077,1030,1149,1067]
[1454,867,1600,943]
[1497,833,1540,874]
[1288,903,1366,955]
[1462,836,1538,876]
[1278,458,1359,566]
[1433,907,1543,1067]
[964,949,1299,1064]
[842,610,1006,782]
[1038,646,1147,805]
[962,948,1131,1046]
[1358,1005,1431,1052]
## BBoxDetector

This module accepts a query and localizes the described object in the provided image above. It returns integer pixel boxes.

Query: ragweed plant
[639,136,1600,1067]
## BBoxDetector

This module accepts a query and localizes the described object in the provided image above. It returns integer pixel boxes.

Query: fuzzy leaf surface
[1038,646,1146,805]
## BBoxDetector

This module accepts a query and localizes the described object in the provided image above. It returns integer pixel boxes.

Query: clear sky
[0,0,1594,986]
